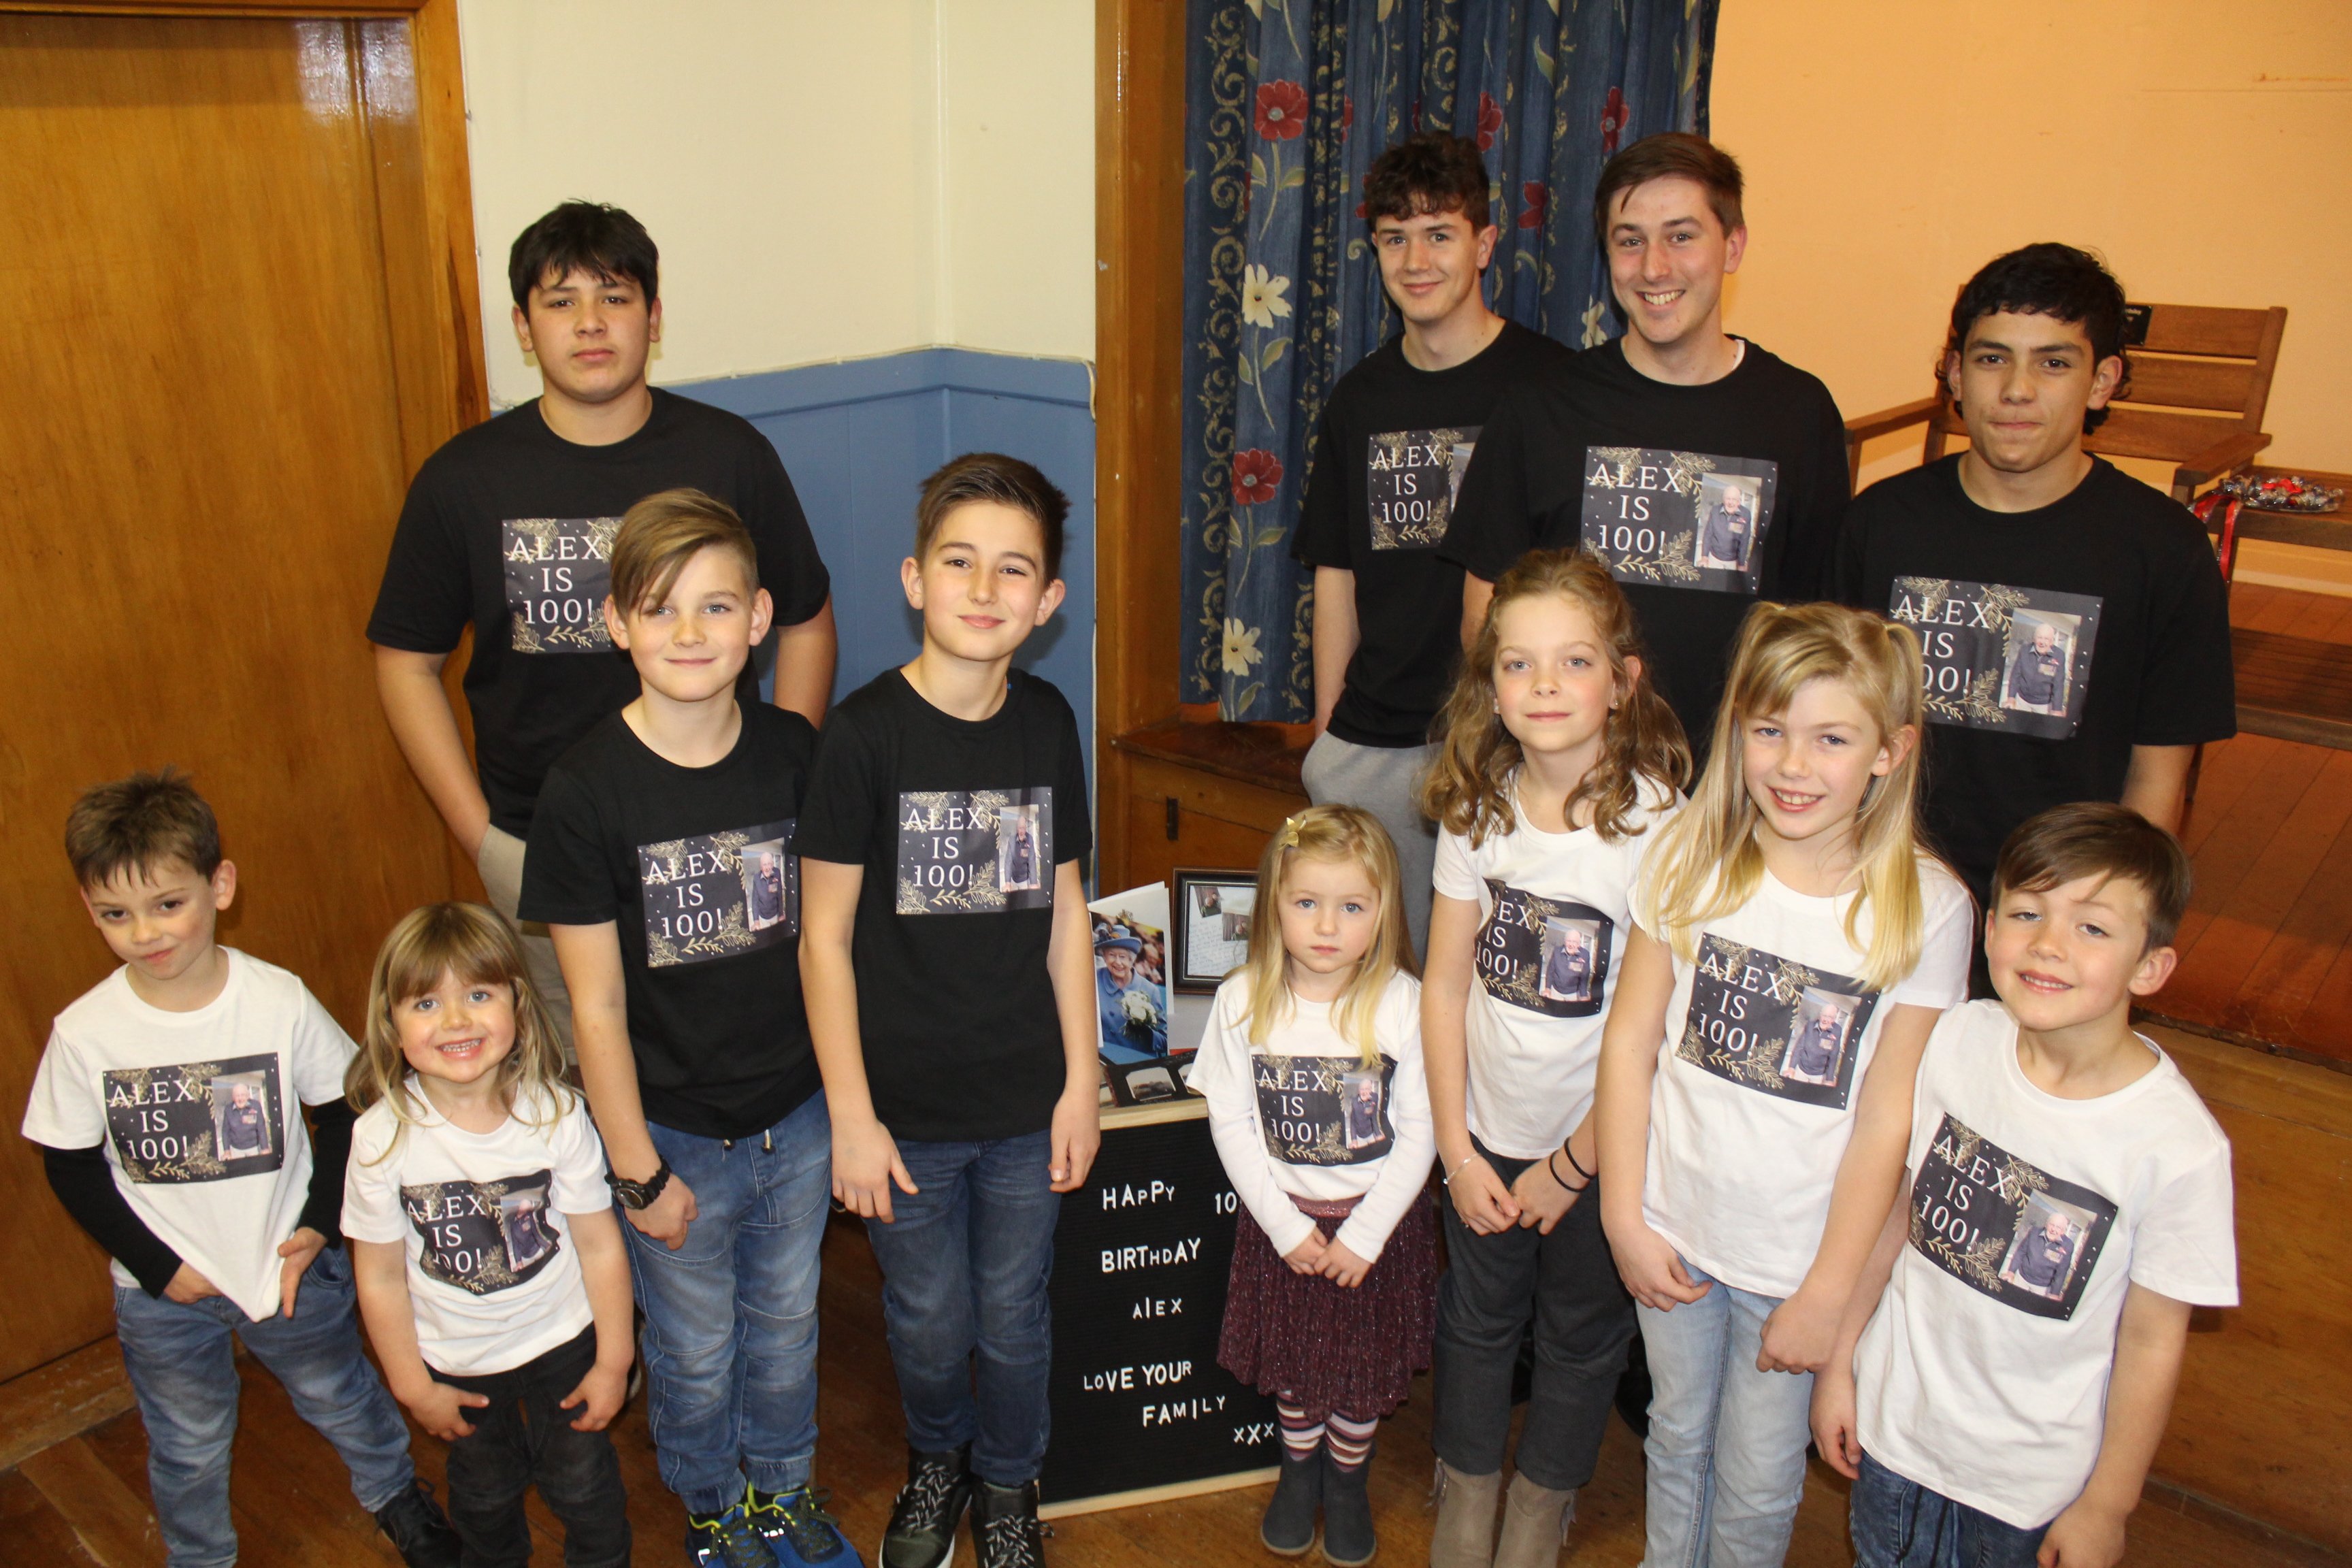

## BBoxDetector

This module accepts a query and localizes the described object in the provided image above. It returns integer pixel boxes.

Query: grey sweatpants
[476,823,576,1059]
[1301,730,1439,962]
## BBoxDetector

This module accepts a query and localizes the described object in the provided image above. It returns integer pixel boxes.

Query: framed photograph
[1170,868,1258,995]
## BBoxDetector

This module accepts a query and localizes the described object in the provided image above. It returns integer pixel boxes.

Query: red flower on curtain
[1475,91,1503,150]
[1342,95,1355,133]
[1518,182,1549,230]
[1600,86,1629,154]
[1232,449,1284,507]
[1256,80,1309,142]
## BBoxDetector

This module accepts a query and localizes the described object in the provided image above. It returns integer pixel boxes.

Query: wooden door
[0,5,483,1378]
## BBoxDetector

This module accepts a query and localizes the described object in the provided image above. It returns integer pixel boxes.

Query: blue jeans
[1851,1452,2049,1568]
[433,1326,630,1567]
[115,1244,414,1568]
[862,1132,1060,1486]
[1635,1260,1814,1568]
[626,1092,832,1516]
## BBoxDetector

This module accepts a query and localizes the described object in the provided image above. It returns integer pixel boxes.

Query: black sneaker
[970,1479,1047,1568]
[374,1478,461,1568]
[882,1446,973,1568]
[689,1499,781,1568]
[749,1483,859,1567]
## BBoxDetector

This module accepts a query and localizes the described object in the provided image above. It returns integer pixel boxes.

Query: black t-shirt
[1292,322,1578,747]
[1441,337,1851,749]
[1831,455,2235,897]
[517,702,821,1139]
[795,669,1092,1143]
[368,389,832,835]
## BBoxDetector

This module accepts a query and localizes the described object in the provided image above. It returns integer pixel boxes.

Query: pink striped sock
[1325,1411,1377,1472]
[1277,1398,1324,1461]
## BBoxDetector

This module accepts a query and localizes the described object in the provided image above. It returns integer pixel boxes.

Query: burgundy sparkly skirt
[1218,1189,1438,1422]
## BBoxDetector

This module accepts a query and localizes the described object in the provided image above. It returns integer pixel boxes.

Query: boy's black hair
[1993,801,2190,953]
[914,454,1070,583]
[67,768,223,891]
[1361,132,1493,231]
[1945,243,2132,433]
[508,201,659,311]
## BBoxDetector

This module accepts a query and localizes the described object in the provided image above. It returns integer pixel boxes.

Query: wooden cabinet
[1103,719,1309,891]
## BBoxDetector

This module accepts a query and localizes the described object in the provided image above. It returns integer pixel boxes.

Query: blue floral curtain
[1179,0,1722,721]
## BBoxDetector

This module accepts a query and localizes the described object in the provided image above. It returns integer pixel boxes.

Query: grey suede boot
[1426,1461,1501,1568]
[1489,1473,1575,1568]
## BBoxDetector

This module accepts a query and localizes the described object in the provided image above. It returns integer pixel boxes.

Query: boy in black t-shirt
[798,455,1100,1568]
[519,493,849,1568]
[1442,133,1850,752]
[1831,244,2235,952]
[1294,132,1575,956]
[370,202,837,1045]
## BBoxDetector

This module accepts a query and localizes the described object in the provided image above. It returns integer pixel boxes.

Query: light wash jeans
[1635,1260,1814,1568]
[115,1245,414,1568]
[624,1091,833,1516]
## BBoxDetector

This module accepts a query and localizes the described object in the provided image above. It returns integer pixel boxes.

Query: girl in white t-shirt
[1593,603,1973,1568]
[343,903,636,1567]
[1193,804,1435,1567]
[1415,549,1688,1567]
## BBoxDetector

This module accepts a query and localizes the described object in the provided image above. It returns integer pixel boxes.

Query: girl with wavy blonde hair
[1190,804,1437,1561]
[1592,601,1975,1568]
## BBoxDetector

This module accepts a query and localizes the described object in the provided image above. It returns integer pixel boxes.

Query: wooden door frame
[1094,0,1188,891]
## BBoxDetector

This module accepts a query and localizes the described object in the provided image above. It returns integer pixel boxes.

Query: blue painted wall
[680,350,1096,764]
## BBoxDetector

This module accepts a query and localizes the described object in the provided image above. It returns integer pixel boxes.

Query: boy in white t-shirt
[1812,803,2237,1568]
[20,771,458,1568]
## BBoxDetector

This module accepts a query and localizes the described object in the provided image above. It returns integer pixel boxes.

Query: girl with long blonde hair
[342,903,635,1567]
[1414,549,1688,1567]
[1592,602,1974,1568]
[1190,804,1435,1565]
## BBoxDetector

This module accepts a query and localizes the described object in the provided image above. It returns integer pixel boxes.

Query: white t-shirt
[1431,779,1677,1158]
[1190,970,1434,1262]
[20,950,355,1321]
[1854,1001,2236,1529]
[342,1082,609,1376]
[1640,856,1974,1298]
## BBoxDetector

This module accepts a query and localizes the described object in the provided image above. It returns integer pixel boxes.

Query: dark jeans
[433,1326,630,1568]
[862,1131,1061,1486]
[1433,1138,1635,1491]
[1852,1452,2049,1568]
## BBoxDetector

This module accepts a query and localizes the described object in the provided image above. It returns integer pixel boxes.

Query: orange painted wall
[1710,0,2350,498]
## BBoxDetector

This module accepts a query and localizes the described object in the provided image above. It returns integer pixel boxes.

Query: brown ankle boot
[1426,1461,1501,1568]
[1489,1472,1575,1568]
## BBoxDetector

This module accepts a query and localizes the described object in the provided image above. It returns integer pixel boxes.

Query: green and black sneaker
[688,1499,780,1568]
[749,1482,859,1567]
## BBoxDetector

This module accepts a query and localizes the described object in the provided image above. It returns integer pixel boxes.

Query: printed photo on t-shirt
[639,818,797,968]
[1908,1113,2118,1321]
[896,788,1056,915]
[1676,936,1880,1110]
[1889,577,2104,740]
[1367,427,1480,550]
[502,517,621,654]
[104,1054,287,1184]
[402,1170,564,1296]
[1580,448,1780,595]
[1252,1052,1396,1166]
[1474,879,1614,1019]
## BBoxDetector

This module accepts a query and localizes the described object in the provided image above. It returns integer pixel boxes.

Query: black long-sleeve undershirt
[37,1097,359,1299]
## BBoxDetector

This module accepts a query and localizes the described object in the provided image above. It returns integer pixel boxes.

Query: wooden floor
[2157,585,2352,1065]
[4,1211,2336,1568]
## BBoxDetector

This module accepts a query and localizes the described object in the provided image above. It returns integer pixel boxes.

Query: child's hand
[1446,1156,1521,1235]
[163,1263,222,1305]
[1509,1156,1585,1235]
[834,1117,917,1223]
[399,1378,491,1443]
[2038,1497,2128,1568]
[1808,1363,1863,1480]
[1047,1086,1102,1193]
[1281,1232,1328,1275]
[561,1358,630,1433]
[1602,1212,1710,1311]
[1317,1239,1373,1288]
[625,1173,700,1251]
[1757,1285,1841,1373]
[274,1228,328,1317]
